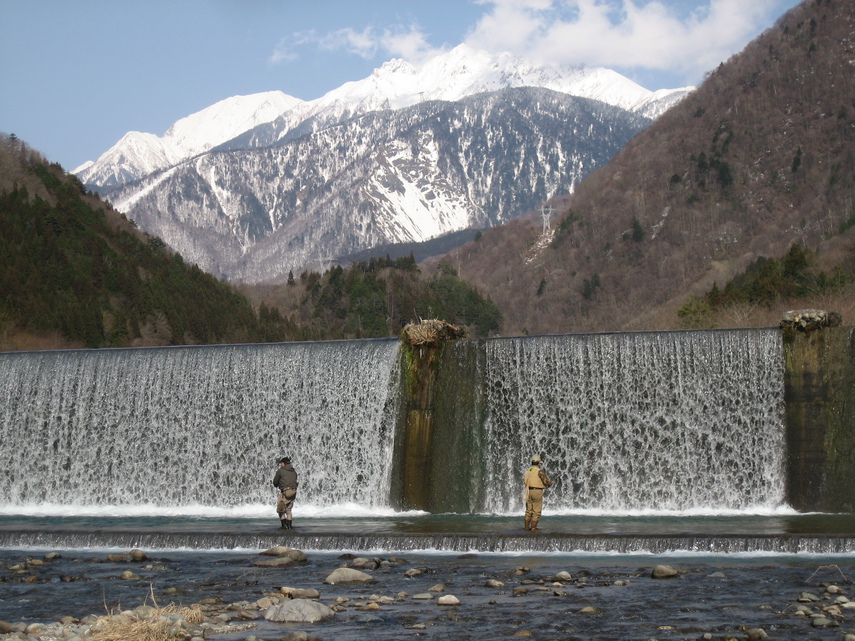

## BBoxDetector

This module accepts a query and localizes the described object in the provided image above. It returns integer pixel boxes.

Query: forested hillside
[442,0,855,334]
[0,134,500,350]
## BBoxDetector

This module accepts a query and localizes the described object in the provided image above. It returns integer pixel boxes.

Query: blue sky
[0,0,801,172]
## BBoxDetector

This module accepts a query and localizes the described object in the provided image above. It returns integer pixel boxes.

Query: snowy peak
[75,44,692,187]
[163,91,303,156]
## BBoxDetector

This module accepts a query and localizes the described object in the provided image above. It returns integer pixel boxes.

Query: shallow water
[1,547,854,641]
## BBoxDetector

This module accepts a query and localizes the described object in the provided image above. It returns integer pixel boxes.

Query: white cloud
[465,0,785,82]
[271,24,443,67]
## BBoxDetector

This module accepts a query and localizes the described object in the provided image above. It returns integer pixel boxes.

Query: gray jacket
[273,463,298,491]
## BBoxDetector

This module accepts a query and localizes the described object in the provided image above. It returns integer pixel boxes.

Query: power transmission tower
[541,204,554,234]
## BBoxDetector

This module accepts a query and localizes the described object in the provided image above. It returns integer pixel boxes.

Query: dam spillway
[0,328,796,519]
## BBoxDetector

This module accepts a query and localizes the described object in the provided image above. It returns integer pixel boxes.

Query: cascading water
[0,339,402,513]
[477,329,786,514]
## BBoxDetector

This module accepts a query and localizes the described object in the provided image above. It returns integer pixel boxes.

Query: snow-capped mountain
[75,44,691,187]
[102,88,650,282]
[76,45,693,283]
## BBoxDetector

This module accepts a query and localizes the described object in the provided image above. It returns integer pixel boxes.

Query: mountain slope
[103,88,650,282]
[443,0,855,335]
[75,44,691,188]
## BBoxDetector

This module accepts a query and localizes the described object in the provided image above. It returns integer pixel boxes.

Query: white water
[479,329,787,513]
[0,340,402,512]
[0,330,787,518]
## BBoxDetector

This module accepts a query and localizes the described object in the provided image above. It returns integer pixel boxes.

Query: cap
[531,455,542,464]
[279,457,290,464]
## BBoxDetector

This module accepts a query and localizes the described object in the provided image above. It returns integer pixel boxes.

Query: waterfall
[477,329,786,514]
[0,340,402,512]
[0,329,789,517]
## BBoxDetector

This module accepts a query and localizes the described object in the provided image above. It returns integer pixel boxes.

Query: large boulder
[264,598,335,623]
[324,568,375,584]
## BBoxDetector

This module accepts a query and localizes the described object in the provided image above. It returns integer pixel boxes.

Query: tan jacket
[524,466,554,489]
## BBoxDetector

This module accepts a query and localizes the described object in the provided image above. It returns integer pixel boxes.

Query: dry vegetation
[444,0,855,335]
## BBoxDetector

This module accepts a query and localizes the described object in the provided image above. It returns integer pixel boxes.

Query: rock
[260,547,307,562]
[428,583,445,592]
[264,598,335,623]
[799,591,822,602]
[107,553,130,563]
[0,622,15,634]
[348,557,379,570]
[256,597,275,609]
[811,616,837,628]
[746,628,768,640]
[577,606,600,614]
[280,632,309,641]
[437,595,460,606]
[651,565,679,579]
[412,593,434,600]
[281,587,321,599]
[44,552,62,560]
[554,571,572,581]
[129,549,147,562]
[513,586,528,596]
[826,585,843,594]
[120,570,141,580]
[485,579,505,588]
[253,557,297,568]
[781,309,842,334]
[844,634,855,641]
[324,568,374,584]
[404,568,424,577]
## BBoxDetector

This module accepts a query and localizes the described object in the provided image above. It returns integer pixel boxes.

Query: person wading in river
[273,457,298,529]
[523,454,555,532]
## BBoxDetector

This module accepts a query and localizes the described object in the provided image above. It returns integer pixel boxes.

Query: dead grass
[400,319,467,347]
[89,599,204,641]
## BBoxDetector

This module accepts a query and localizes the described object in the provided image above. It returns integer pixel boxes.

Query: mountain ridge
[74,44,692,188]
[439,0,855,335]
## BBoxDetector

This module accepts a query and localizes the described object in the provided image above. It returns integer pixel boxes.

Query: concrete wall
[784,326,855,512]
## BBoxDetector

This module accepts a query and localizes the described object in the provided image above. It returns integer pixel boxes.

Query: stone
[799,591,822,602]
[404,568,424,577]
[280,632,309,641]
[437,595,460,605]
[261,547,307,562]
[485,579,505,588]
[348,557,379,570]
[428,583,445,592]
[253,557,297,568]
[0,622,15,634]
[281,587,321,599]
[780,309,842,334]
[412,593,434,600]
[129,549,147,562]
[810,616,836,628]
[746,628,768,640]
[264,599,335,623]
[554,571,572,581]
[577,606,600,614]
[120,570,141,580]
[651,565,679,579]
[324,568,374,584]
